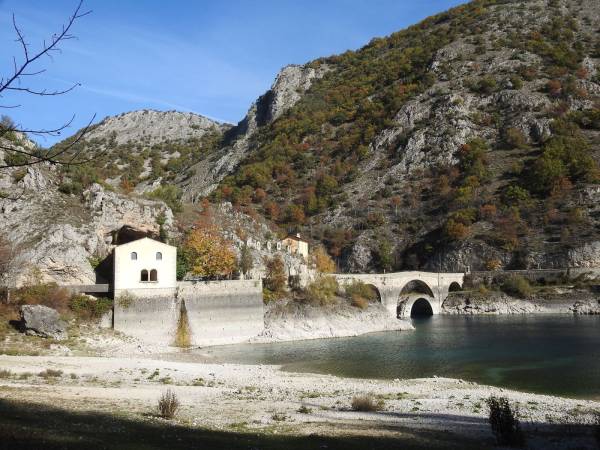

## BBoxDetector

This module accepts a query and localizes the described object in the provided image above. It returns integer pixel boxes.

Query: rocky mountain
[30,0,600,274]
[195,0,600,272]
[53,109,230,195]
[179,64,330,202]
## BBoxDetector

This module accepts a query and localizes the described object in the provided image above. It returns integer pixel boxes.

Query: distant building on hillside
[113,237,177,296]
[282,233,309,259]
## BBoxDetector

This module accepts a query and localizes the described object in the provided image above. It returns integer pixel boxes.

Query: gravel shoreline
[0,354,598,449]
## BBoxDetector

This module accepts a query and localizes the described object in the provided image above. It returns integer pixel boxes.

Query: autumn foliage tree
[263,255,287,301]
[311,246,336,274]
[184,226,237,279]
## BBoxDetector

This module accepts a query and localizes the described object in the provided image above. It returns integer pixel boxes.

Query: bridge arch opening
[410,298,434,317]
[400,280,435,297]
[343,281,382,305]
[364,284,382,303]
[448,281,462,292]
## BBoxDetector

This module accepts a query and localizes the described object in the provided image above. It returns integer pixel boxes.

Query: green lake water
[201,315,600,399]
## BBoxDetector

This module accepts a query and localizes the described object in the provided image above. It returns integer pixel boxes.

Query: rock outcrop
[84,109,227,146]
[442,289,600,315]
[180,64,329,201]
[19,305,67,340]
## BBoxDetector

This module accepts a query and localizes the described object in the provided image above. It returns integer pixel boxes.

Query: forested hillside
[209,0,600,272]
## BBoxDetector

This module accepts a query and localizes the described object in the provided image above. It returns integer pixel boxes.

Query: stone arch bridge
[335,271,464,318]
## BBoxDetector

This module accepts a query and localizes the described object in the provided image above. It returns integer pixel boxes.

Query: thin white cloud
[77,81,232,124]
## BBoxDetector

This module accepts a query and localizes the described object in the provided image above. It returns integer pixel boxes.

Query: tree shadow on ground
[0,399,487,450]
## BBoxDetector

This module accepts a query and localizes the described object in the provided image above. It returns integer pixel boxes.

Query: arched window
[156,252,162,260]
[140,269,148,282]
[131,252,137,260]
[150,269,158,282]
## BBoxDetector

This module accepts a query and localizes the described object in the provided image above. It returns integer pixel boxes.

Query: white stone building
[113,237,177,296]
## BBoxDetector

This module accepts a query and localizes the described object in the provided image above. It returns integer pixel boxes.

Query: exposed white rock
[566,241,600,268]
[265,64,330,122]
[255,300,413,343]
[84,109,227,146]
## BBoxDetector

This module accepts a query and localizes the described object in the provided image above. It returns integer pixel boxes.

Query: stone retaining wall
[112,281,264,347]
[178,280,264,346]
[113,290,179,345]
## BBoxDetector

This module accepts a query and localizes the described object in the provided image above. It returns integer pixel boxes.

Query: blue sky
[0,0,466,146]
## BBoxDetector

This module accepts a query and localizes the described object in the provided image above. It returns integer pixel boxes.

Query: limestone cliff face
[0,136,173,286]
[180,64,330,201]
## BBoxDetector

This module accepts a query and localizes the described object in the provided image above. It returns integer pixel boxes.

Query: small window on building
[150,269,158,282]
[156,252,162,260]
[131,252,137,260]
[141,269,149,282]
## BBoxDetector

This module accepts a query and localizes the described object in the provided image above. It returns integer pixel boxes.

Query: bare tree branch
[0,1,96,169]
[5,83,81,97]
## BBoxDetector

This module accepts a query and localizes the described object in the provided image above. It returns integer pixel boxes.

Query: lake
[201,315,600,399]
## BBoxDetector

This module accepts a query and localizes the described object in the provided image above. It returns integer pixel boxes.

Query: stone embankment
[442,288,600,315]
[254,300,413,343]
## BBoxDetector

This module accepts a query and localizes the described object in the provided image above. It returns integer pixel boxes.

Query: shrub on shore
[157,389,180,419]
[500,275,533,299]
[12,283,71,312]
[345,281,378,309]
[263,255,287,303]
[486,396,525,447]
[7,283,113,322]
[350,296,369,309]
[302,276,339,306]
[38,369,63,379]
[351,394,384,412]
[69,295,112,320]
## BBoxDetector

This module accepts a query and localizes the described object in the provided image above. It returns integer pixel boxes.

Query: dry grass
[0,369,12,378]
[346,281,378,309]
[38,369,63,379]
[157,389,180,419]
[351,394,384,412]
[350,295,369,310]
